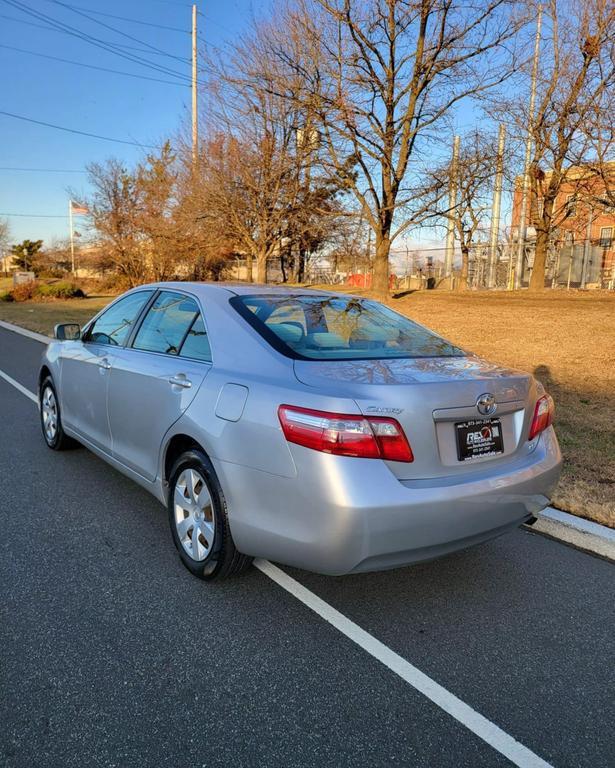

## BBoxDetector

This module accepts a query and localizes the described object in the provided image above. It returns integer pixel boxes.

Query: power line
[0,44,189,87]
[45,0,189,63]
[2,0,192,83]
[0,110,158,148]
[63,4,189,34]
[0,166,85,172]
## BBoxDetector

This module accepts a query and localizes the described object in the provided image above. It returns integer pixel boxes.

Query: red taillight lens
[528,394,554,440]
[278,405,414,462]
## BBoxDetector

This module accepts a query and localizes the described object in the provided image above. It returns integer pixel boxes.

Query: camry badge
[476,393,497,416]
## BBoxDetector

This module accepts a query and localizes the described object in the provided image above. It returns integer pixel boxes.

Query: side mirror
[54,323,81,341]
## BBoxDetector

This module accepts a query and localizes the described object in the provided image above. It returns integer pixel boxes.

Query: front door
[60,290,154,452]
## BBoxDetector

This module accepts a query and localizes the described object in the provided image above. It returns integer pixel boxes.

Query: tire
[40,376,76,451]
[167,449,252,580]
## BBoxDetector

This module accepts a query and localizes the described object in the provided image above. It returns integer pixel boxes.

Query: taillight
[278,405,414,462]
[528,394,554,440]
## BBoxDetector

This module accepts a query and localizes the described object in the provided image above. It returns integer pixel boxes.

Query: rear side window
[231,294,464,360]
[179,314,211,362]
[87,291,154,347]
[133,292,199,356]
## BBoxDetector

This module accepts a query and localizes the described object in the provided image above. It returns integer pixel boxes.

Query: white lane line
[255,558,555,768]
[0,319,49,344]
[0,368,554,768]
[0,367,38,404]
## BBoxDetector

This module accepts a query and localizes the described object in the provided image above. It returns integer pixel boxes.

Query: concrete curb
[0,319,613,562]
[527,507,615,561]
[0,319,50,344]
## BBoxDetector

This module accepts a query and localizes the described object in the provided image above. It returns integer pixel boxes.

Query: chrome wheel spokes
[41,386,58,442]
[174,468,215,561]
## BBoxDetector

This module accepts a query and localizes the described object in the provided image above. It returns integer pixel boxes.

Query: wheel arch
[163,433,208,486]
[39,365,52,391]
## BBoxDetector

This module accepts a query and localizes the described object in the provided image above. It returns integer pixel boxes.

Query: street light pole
[192,4,198,167]
[444,135,460,283]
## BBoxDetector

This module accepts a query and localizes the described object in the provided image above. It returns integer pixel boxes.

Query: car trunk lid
[293,356,536,480]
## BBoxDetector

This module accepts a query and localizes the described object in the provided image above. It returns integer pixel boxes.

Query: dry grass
[387,290,615,528]
[0,295,112,335]
[1,287,613,527]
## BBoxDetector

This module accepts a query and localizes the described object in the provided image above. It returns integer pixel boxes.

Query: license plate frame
[455,418,504,461]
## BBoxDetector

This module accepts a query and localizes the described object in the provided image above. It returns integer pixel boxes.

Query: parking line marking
[255,558,555,768]
[0,365,554,768]
[0,367,38,404]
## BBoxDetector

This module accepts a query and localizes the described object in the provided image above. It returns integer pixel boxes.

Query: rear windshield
[230,294,464,360]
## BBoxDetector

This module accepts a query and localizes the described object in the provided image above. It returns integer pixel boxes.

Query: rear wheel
[40,376,75,451]
[167,449,252,580]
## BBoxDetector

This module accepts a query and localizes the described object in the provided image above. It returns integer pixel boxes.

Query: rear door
[107,290,212,481]
[60,290,154,452]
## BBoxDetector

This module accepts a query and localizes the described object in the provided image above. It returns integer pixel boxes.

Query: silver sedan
[39,283,562,579]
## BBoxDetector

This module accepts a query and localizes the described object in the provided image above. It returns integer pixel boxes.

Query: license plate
[455,418,504,461]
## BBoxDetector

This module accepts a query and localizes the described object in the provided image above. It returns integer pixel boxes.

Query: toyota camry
[39,283,562,579]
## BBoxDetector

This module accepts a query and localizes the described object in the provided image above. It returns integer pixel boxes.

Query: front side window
[232,294,464,360]
[86,291,154,347]
[132,291,201,356]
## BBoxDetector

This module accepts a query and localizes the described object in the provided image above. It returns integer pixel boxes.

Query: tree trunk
[256,251,267,283]
[457,245,469,290]
[372,235,390,299]
[245,253,253,283]
[529,230,549,290]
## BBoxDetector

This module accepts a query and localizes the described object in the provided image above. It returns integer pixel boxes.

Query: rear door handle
[98,358,111,370]
[169,375,192,389]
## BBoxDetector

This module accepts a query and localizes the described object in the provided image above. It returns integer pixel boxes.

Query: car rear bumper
[214,426,562,575]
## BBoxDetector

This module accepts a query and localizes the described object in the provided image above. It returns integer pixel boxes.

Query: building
[511,163,615,288]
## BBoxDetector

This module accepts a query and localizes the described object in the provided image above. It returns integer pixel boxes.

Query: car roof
[141,281,357,299]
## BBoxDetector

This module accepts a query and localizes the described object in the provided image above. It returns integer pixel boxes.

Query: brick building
[511,163,615,287]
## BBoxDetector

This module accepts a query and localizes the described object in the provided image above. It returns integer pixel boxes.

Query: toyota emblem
[476,393,497,416]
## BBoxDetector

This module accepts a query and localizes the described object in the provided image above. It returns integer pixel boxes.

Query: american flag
[70,201,89,215]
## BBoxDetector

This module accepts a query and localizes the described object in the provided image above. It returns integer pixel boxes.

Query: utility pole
[444,134,460,283]
[191,4,198,167]
[580,208,594,289]
[513,4,542,290]
[487,124,506,289]
[68,199,75,275]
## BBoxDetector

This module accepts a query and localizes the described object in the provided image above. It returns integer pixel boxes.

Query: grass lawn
[0,295,112,335]
[1,288,613,527]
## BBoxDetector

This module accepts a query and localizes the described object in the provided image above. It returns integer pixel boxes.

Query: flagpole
[69,199,75,275]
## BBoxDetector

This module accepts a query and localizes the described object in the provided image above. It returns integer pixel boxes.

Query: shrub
[0,290,14,302]
[38,281,85,299]
[10,281,39,302]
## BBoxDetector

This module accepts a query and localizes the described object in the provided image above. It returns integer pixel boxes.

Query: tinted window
[133,291,199,356]
[179,314,212,362]
[87,291,153,347]
[232,295,464,360]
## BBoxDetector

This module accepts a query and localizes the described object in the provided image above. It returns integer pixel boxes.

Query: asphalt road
[1,323,613,768]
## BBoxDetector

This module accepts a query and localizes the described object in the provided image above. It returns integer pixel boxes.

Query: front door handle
[98,358,111,371]
[169,375,192,389]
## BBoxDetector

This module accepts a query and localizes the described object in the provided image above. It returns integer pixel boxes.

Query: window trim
[127,289,213,364]
[229,294,466,362]
[81,289,156,348]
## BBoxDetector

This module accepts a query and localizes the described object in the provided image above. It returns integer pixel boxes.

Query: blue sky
[0,0,258,244]
[0,0,517,255]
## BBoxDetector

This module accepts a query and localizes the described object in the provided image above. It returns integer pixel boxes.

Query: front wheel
[167,449,252,580]
[40,376,75,451]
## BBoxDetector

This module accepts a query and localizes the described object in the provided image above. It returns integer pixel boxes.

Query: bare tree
[500,0,615,290]
[431,132,499,289]
[268,0,522,298]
